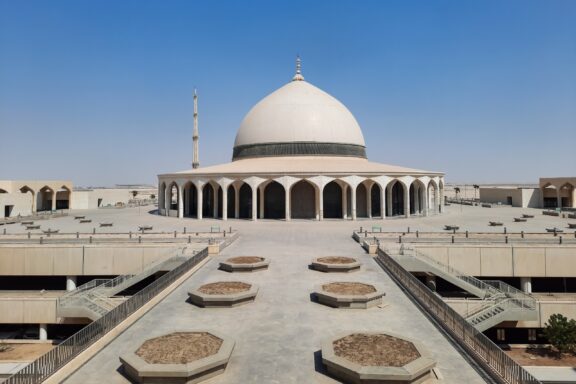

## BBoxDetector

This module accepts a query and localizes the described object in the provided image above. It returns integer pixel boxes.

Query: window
[496,329,506,341]
[528,329,537,341]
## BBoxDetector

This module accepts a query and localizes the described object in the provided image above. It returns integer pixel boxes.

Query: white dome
[233,78,366,159]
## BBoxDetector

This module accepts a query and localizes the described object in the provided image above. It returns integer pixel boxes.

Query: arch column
[386,185,393,217]
[366,184,372,219]
[259,186,265,219]
[404,185,411,218]
[51,192,57,211]
[195,181,205,220]
[342,186,348,219]
[557,188,562,208]
[234,185,240,218]
[318,188,323,220]
[164,185,171,216]
[351,187,357,220]
[252,187,258,221]
[222,187,228,221]
[285,187,291,221]
[177,184,184,218]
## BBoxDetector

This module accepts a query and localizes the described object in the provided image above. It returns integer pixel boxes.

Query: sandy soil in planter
[198,282,251,295]
[135,332,223,364]
[225,256,264,264]
[322,282,376,295]
[317,256,357,264]
[333,333,420,367]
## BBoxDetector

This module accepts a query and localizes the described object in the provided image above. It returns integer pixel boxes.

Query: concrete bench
[99,222,113,227]
[489,221,503,226]
[26,225,40,230]
[79,219,92,223]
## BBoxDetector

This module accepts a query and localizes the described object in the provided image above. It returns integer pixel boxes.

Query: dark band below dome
[232,142,367,160]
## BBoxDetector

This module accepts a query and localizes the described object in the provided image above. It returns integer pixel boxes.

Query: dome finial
[292,55,305,81]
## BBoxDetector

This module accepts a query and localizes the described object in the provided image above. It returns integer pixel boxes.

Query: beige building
[0,180,73,218]
[540,177,576,209]
[158,61,445,221]
[479,186,541,208]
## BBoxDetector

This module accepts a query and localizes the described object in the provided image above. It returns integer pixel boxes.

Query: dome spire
[292,55,305,81]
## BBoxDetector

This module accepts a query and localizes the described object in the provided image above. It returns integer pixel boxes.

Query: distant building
[0,180,72,217]
[477,177,575,209]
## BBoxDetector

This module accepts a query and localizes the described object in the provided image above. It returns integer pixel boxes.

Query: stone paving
[63,214,491,384]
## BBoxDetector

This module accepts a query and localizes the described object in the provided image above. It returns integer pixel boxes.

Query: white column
[342,186,348,219]
[285,187,291,221]
[251,187,257,221]
[234,186,240,219]
[164,186,170,216]
[414,187,420,214]
[259,187,265,219]
[367,185,372,219]
[66,276,77,291]
[39,324,48,341]
[351,186,357,221]
[51,192,56,211]
[197,186,203,220]
[520,277,532,294]
[213,186,219,218]
[404,185,411,218]
[422,187,428,216]
[177,184,184,219]
[380,186,386,219]
[557,190,562,208]
[222,186,228,221]
[386,186,393,217]
[318,186,324,221]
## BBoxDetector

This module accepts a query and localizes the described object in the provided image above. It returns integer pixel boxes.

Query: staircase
[58,250,190,320]
[383,245,538,332]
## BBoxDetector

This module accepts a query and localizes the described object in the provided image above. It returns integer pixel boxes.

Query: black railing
[4,247,209,384]
[375,248,541,384]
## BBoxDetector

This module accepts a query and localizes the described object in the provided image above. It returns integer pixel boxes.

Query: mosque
[158,59,445,221]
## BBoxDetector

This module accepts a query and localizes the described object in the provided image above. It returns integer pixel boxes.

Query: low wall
[413,244,576,278]
[0,244,191,276]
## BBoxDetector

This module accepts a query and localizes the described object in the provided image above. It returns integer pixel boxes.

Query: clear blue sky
[1,0,575,186]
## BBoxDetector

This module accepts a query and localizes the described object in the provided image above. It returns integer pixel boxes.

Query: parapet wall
[413,244,576,277]
[0,244,197,276]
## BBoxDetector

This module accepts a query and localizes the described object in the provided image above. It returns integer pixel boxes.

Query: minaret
[292,55,305,81]
[192,88,200,169]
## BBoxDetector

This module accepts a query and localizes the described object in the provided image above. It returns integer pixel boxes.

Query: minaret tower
[192,88,200,169]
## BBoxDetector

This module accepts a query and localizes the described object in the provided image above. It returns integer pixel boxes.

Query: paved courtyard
[61,211,495,384]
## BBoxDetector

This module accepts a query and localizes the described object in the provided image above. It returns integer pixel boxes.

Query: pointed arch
[183,181,197,218]
[37,186,54,211]
[238,182,253,219]
[290,180,317,219]
[388,180,405,217]
[323,181,343,219]
[263,181,285,219]
[202,183,216,218]
[55,185,71,210]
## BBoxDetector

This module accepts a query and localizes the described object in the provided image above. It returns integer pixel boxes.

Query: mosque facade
[157,60,445,221]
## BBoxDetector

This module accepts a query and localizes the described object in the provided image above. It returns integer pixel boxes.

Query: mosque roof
[165,156,442,177]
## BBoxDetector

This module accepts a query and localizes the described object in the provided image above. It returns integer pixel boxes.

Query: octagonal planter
[119,330,235,383]
[188,281,258,307]
[322,331,436,384]
[219,256,269,273]
[311,257,361,273]
[314,282,384,309]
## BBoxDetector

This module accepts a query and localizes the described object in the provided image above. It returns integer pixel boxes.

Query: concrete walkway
[64,224,489,383]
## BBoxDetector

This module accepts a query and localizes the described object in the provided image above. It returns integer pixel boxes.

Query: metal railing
[4,247,209,384]
[393,245,501,299]
[375,248,541,384]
